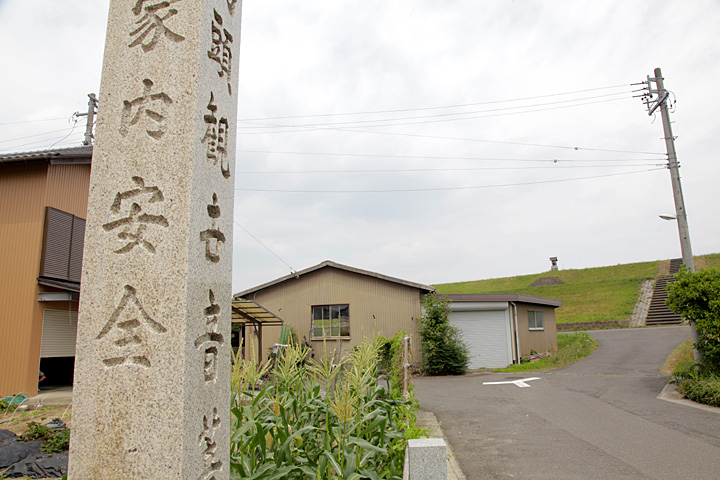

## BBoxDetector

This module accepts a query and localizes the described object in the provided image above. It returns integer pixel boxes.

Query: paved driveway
[414,326,720,480]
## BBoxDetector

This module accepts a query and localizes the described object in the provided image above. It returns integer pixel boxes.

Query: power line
[320,129,665,156]
[237,149,666,163]
[0,126,81,144]
[234,221,297,274]
[237,92,633,130]
[235,167,666,193]
[236,83,632,122]
[0,117,70,126]
[237,164,663,174]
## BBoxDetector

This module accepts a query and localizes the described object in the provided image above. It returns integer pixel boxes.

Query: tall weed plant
[230,336,424,479]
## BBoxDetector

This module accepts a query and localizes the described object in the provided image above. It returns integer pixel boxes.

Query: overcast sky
[1,0,718,292]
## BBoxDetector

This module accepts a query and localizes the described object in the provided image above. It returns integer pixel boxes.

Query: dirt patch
[529,276,565,287]
[0,405,71,435]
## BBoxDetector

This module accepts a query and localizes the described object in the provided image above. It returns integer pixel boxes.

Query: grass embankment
[436,260,659,324]
[493,332,599,373]
[663,339,720,408]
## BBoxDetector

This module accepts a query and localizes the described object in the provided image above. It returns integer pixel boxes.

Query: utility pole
[637,68,700,362]
[638,68,694,272]
[76,93,97,146]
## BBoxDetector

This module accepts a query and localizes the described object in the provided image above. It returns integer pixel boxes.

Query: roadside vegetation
[666,267,720,408]
[418,293,470,376]
[230,334,424,479]
[493,332,599,373]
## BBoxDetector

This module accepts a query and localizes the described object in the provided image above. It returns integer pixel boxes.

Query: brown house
[0,146,92,396]
[233,261,435,361]
[445,293,561,369]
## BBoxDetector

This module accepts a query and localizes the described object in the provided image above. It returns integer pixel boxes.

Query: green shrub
[667,267,720,374]
[676,375,720,407]
[418,293,469,376]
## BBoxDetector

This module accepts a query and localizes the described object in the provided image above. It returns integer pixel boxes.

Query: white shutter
[450,309,512,369]
[40,309,78,358]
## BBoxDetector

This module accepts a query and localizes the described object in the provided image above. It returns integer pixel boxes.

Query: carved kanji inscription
[207,9,233,95]
[194,290,225,382]
[96,285,167,368]
[199,193,226,263]
[226,0,238,16]
[103,176,168,254]
[198,408,222,480]
[129,0,186,52]
[120,79,173,139]
[201,92,231,179]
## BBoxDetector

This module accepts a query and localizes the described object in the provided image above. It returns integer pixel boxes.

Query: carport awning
[231,300,284,326]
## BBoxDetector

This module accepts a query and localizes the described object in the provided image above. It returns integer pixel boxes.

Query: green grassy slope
[435,260,662,324]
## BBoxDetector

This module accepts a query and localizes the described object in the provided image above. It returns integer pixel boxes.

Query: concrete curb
[415,410,467,480]
[657,382,720,414]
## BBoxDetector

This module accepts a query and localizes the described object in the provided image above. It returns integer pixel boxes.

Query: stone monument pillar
[69,1,242,478]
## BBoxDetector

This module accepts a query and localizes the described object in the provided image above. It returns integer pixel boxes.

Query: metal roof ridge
[234,259,435,298]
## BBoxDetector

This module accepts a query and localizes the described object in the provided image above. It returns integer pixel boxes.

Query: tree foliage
[667,268,720,374]
[418,293,470,375]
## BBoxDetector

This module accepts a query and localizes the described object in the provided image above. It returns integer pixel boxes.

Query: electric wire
[237,149,666,163]
[0,117,70,126]
[234,220,297,274]
[235,167,665,193]
[237,92,633,130]
[236,83,632,122]
[237,163,664,175]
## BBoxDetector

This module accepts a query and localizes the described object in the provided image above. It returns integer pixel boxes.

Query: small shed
[445,294,561,369]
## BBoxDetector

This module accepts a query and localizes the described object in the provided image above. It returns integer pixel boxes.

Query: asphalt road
[414,326,720,480]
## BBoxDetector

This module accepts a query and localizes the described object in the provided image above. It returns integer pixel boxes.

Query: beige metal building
[446,293,561,369]
[0,146,92,396]
[234,261,435,361]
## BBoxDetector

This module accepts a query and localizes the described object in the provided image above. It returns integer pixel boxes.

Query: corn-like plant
[230,335,424,479]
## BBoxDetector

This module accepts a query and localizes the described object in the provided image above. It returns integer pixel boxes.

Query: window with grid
[312,304,350,338]
[528,310,544,330]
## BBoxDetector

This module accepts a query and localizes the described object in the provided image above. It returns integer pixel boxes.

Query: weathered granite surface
[407,437,447,480]
[69,1,242,479]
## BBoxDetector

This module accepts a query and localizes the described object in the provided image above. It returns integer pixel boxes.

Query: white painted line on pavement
[483,377,541,388]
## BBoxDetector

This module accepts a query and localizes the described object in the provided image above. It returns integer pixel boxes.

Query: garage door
[450,309,512,369]
[40,309,78,358]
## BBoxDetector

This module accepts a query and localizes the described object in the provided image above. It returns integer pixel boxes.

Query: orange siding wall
[45,164,91,217]
[0,164,49,395]
[0,162,90,396]
[244,267,423,363]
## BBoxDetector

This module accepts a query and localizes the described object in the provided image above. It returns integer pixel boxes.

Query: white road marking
[483,377,541,388]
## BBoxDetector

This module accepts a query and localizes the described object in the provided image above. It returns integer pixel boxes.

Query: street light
[659,215,676,221]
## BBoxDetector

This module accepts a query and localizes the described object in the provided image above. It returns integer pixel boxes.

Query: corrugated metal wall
[516,303,558,356]
[246,267,423,362]
[0,162,90,396]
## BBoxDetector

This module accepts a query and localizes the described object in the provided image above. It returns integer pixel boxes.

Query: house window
[528,310,544,330]
[312,304,350,338]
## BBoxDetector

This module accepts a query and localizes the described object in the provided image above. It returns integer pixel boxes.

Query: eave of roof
[234,260,435,298]
[443,293,562,308]
[0,145,93,165]
[231,299,284,325]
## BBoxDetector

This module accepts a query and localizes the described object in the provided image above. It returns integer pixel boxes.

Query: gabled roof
[0,145,93,165]
[444,293,562,308]
[234,260,435,299]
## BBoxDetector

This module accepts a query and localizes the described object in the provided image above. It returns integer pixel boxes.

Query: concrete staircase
[645,259,684,326]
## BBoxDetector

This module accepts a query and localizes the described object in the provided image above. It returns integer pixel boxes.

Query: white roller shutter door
[40,309,78,358]
[450,309,512,369]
